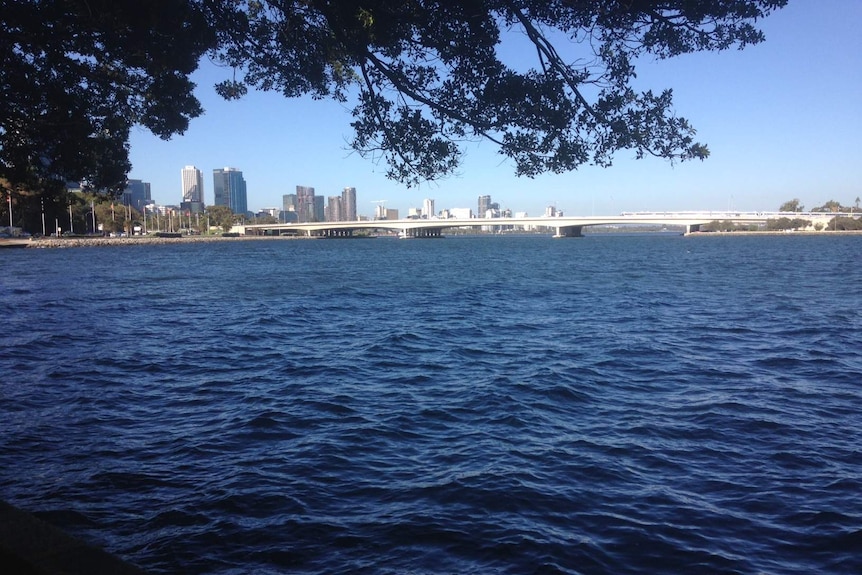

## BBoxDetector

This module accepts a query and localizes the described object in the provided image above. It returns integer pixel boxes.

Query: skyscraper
[313,195,325,222]
[123,179,151,211]
[423,198,435,219]
[342,187,357,221]
[181,166,204,214]
[213,167,247,215]
[478,195,491,218]
[181,166,204,203]
[296,185,315,222]
[327,196,343,222]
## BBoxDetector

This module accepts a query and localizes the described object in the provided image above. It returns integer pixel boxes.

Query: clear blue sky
[128,2,862,218]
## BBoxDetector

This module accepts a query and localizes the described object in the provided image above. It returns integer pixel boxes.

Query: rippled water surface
[2,234,861,574]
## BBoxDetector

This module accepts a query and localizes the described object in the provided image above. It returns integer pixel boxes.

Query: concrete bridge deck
[237,211,831,238]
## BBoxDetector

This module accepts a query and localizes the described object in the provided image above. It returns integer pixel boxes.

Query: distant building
[181,166,205,214]
[283,193,298,214]
[213,168,247,215]
[478,195,491,218]
[512,211,532,231]
[257,207,280,218]
[423,198,435,219]
[180,200,204,215]
[342,187,357,221]
[450,207,472,219]
[312,195,324,222]
[385,208,399,220]
[482,201,501,232]
[296,185,315,222]
[181,166,204,203]
[326,196,343,222]
[123,179,151,211]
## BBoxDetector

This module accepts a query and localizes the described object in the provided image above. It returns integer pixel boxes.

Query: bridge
[236,211,844,238]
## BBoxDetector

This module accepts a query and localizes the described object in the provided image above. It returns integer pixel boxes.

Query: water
[1,234,861,574]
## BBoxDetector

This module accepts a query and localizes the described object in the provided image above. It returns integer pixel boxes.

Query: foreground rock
[0,500,146,574]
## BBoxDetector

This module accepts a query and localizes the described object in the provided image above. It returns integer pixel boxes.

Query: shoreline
[15,235,313,249]
[4,229,861,249]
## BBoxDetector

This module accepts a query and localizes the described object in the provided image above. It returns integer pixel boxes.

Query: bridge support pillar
[685,223,701,235]
[553,225,583,238]
[321,229,354,237]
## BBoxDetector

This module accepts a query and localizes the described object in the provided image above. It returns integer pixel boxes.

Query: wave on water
[1,235,861,574]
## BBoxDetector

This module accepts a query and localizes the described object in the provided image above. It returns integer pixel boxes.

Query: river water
[1,234,861,574]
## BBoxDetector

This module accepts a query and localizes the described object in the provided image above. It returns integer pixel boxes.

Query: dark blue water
[2,234,861,574]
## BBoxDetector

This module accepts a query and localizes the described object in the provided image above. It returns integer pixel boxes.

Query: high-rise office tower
[123,179,151,211]
[296,186,315,222]
[213,167,248,215]
[423,198,435,219]
[313,195,325,222]
[327,196,344,222]
[342,187,357,221]
[181,166,204,203]
[478,195,491,218]
[181,166,205,214]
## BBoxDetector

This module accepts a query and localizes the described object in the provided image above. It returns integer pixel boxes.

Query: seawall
[23,235,309,248]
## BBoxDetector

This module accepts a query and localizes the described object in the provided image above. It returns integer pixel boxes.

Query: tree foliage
[766,217,811,231]
[206,204,235,232]
[826,216,862,231]
[812,199,851,213]
[779,199,803,212]
[1,0,788,210]
[210,0,787,185]
[702,219,759,232]
[1,0,213,199]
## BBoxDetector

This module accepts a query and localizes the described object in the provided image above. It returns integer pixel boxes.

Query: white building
[181,166,204,203]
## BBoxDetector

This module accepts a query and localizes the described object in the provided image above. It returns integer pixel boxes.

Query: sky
[128,1,862,219]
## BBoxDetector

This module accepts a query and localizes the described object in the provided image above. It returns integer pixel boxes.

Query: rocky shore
[21,235,310,248]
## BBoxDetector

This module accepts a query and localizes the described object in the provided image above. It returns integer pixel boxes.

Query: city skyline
[128,3,861,218]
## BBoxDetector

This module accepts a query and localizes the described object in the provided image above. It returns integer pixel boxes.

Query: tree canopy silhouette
[209,0,787,185]
[1,0,212,200]
[1,0,787,205]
